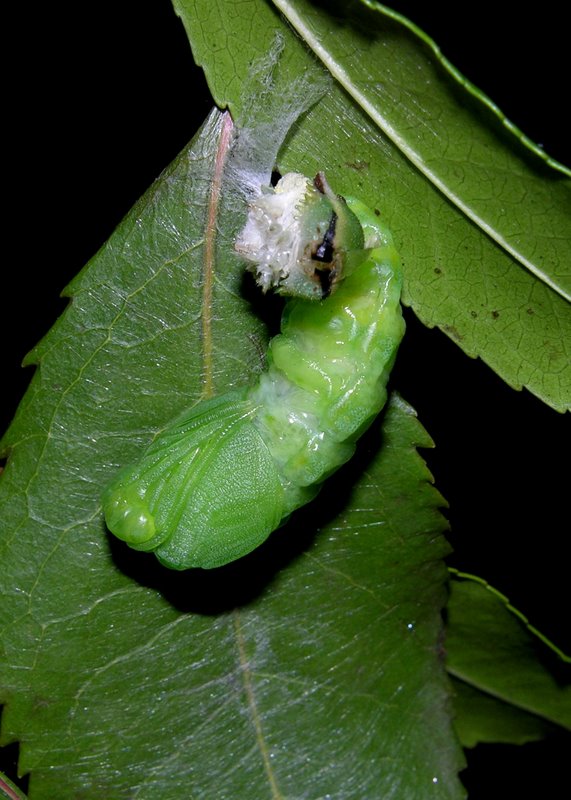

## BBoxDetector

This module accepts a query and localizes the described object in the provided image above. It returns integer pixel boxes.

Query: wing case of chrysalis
[103,173,405,569]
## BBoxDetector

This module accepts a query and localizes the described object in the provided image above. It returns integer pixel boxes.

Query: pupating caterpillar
[103,171,405,569]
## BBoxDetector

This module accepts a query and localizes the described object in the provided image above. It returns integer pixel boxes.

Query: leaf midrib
[202,111,235,397]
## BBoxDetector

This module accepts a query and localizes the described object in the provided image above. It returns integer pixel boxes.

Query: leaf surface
[0,110,463,798]
[176,0,571,411]
[275,0,571,295]
[446,573,571,741]
[450,678,556,749]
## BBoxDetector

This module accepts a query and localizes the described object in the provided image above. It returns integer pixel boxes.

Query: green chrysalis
[103,172,405,569]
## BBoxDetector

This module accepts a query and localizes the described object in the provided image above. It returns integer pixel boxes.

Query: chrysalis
[103,172,405,569]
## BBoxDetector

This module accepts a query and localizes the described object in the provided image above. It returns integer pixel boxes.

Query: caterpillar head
[235,172,364,299]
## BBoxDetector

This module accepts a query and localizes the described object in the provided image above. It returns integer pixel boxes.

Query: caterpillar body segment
[103,173,404,569]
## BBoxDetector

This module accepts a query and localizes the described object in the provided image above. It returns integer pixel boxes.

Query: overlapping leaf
[446,572,571,748]
[176,0,571,411]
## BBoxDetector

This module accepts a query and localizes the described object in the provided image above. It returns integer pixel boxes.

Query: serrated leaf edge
[448,568,571,663]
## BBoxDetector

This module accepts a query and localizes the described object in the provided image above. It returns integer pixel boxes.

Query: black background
[3,2,569,797]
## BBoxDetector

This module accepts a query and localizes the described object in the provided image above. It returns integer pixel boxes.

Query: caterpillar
[103,172,405,569]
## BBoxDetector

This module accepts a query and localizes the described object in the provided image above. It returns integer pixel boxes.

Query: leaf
[445,572,571,742]
[175,0,571,411]
[450,678,556,749]
[273,0,571,290]
[0,110,464,797]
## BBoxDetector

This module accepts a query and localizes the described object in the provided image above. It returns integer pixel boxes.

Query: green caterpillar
[103,172,405,569]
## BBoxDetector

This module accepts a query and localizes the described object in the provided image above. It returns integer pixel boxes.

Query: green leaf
[175,0,571,411]
[0,111,464,797]
[446,572,571,743]
[450,678,556,749]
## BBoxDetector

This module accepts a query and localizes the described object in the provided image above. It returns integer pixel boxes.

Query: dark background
[3,2,569,797]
